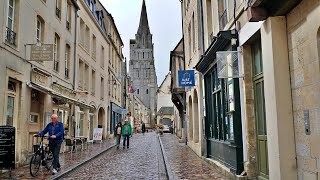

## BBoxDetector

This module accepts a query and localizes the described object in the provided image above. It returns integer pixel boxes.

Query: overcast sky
[101,0,182,85]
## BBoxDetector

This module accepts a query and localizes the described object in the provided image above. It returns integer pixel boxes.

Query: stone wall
[287,1,320,179]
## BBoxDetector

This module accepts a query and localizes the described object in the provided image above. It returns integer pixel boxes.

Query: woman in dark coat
[142,122,146,135]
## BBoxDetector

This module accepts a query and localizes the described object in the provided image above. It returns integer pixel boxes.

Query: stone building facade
[170,38,184,139]
[189,0,319,179]
[156,72,178,129]
[286,1,320,179]
[0,0,80,166]
[77,0,124,138]
[0,0,124,167]
[129,0,157,126]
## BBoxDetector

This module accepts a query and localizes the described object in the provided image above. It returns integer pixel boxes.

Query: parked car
[163,125,170,133]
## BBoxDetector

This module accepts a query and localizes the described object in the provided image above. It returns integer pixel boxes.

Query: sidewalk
[160,134,226,180]
[0,139,115,180]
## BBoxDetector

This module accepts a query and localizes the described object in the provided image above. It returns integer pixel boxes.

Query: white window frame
[6,0,15,30]
[65,45,69,69]
[30,112,40,124]
[76,111,84,137]
[54,34,59,71]
[6,79,17,126]
[66,3,70,22]
[36,17,41,43]
[54,36,58,61]
[6,95,15,126]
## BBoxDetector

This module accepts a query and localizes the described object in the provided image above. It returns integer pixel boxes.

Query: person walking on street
[35,114,64,175]
[142,122,146,135]
[122,116,132,149]
[114,122,122,149]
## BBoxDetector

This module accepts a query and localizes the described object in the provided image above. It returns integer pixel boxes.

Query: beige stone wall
[0,0,79,165]
[76,0,124,138]
[287,1,320,179]
[0,0,124,166]
[182,0,203,157]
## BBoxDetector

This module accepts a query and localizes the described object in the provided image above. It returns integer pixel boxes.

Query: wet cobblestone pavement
[0,139,114,180]
[63,132,167,180]
[161,134,226,180]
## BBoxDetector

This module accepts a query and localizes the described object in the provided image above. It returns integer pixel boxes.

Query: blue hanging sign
[178,70,195,87]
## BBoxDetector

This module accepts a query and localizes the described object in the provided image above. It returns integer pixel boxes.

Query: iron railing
[54,61,59,72]
[5,27,16,46]
[56,8,61,18]
[65,68,69,79]
[66,21,70,30]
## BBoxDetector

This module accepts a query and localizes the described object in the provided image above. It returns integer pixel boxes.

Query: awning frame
[27,81,93,109]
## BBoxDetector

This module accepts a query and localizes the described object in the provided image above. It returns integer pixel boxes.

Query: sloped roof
[156,107,174,115]
[137,0,150,35]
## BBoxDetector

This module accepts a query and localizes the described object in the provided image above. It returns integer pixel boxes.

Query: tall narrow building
[129,0,157,125]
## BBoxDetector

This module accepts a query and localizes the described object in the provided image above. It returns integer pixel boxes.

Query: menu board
[0,126,15,169]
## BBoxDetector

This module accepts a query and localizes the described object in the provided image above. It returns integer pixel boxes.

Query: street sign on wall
[178,70,195,87]
[30,44,54,61]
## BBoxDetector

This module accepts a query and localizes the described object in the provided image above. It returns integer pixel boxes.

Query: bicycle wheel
[29,152,41,177]
[45,151,54,170]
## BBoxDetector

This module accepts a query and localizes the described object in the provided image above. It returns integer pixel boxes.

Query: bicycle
[29,135,54,177]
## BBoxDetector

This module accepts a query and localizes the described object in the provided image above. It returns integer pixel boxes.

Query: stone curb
[51,143,117,180]
[158,135,176,180]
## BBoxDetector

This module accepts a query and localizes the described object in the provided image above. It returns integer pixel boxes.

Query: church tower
[129,0,157,125]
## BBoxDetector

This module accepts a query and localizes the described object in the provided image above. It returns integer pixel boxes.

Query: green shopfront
[196,30,243,175]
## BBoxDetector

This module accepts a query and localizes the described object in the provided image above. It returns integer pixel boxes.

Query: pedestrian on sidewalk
[122,115,132,149]
[142,122,146,135]
[114,122,122,149]
[35,114,64,175]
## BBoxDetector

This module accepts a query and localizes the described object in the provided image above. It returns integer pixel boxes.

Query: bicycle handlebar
[34,134,49,138]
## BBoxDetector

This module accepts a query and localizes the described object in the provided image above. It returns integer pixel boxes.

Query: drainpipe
[199,0,205,54]
[73,8,78,91]
[72,5,79,138]
[198,0,207,158]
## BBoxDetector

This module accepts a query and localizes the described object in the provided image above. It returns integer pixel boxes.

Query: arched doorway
[188,96,193,141]
[194,90,199,143]
[98,107,105,129]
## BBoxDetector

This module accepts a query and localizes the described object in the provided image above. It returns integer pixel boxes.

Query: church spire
[137,0,150,35]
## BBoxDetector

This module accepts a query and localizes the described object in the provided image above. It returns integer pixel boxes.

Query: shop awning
[195,30,233,74]
[111,102,127,115]
[26,81,93,109]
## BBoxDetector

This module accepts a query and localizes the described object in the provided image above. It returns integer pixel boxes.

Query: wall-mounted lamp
[108,78,117,89]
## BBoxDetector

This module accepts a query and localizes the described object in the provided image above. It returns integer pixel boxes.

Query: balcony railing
[92,50,96,59]
[5,27,16,46]
[56,8,61,18]
[219,9,228,31]
[66,21,70,30]
[54,61,59,71]
[65,68,69,79]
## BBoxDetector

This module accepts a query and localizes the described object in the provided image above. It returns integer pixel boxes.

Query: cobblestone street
[62,132,167,180]
[161,134,226,180]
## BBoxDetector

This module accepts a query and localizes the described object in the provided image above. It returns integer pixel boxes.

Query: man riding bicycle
[35,114,64,175]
